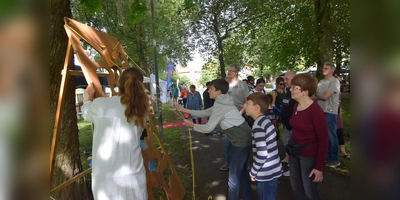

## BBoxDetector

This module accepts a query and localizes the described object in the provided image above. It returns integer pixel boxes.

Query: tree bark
[314,0,333,80]
[50,0,93,199]
[217,37,226,78]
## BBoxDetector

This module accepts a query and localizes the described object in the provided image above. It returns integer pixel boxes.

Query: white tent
[149,73,168,103]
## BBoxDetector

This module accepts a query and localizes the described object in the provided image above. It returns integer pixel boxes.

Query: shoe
[204,132,212,136]
[219,162,230,171]
[282,170,290,176]
[216,131,222,136]
[325,160,340,168]
[281,158,288,163]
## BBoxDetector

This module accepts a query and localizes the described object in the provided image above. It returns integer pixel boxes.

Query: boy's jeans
[257,178,279,200]
[228,145,252,200]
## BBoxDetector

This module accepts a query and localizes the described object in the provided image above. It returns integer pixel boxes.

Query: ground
[171,109,350,200]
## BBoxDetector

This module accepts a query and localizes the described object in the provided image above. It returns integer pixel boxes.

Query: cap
[247,76,254,81]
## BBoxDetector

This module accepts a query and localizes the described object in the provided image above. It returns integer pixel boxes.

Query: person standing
[220,64,250,171]
[312,62,341,168]
[82,68,148,200]
[288,73,328,200]
[186,85,203,124]
[177,79,252,200]
[247,76,255,92]
[245,92,282,200]
[171,84,179,106]
[271,76,286,112]
[249,78,266,94]
[281,71,297,176]
[181,86,189,108]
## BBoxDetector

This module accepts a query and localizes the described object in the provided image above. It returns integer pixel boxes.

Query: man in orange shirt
[181,86,189,108]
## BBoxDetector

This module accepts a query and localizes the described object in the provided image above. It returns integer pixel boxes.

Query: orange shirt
[181,89,188,98]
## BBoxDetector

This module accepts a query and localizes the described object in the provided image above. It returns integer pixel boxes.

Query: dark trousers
[289,156,321,200]
[192,118,202,124]
[183,98,187,108]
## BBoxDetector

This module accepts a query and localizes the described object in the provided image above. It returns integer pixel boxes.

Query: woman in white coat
[82,68,149,200]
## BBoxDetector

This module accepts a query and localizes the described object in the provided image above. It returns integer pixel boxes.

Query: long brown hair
[119,68,149,127]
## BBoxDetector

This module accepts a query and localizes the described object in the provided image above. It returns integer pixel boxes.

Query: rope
[188,127,196,200]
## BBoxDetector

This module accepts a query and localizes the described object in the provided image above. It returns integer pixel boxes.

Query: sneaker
[281,158,288,163]
[282,170,290,176]
[325,160,340,168]
[219,162,230,171]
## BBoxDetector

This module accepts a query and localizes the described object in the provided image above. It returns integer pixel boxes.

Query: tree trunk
[50,0,93,199]
[217,37,226,78]
[314,0,333,80]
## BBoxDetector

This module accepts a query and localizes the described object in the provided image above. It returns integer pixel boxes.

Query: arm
[249,126,271,178]
[81,83,96,121]
[312,105,329,172]
[314,90,335,101]
[271,90,277,106]
[193,108,223,133]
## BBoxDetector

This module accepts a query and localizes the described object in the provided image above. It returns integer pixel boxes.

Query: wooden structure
[50,17,184,199]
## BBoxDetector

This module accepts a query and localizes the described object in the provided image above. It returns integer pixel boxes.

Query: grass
[77,117,92,171]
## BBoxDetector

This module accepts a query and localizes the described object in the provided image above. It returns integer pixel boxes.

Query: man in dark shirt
[281,71,297,176]
[203,81,219,135]
[203,82,214,109]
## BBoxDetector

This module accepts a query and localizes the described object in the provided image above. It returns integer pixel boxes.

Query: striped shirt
[249,116,282,181]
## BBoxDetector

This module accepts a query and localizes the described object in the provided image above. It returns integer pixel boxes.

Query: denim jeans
[325,113,338,161]
[228,145,252,200]
[282,125,293,148]
[257,178,279,200]
[140,139,157,172]
[289,156,321,200]
[225,136,232,163]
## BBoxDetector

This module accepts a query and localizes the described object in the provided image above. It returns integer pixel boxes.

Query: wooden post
[50,40,73,187]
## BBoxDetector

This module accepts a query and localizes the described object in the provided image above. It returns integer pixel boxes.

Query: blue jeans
[228,145,252,200]
[140,139,157,172]
[257,178,279,200]
[289,156,321,200]
[225,136,232,163]
[325,113,338,161]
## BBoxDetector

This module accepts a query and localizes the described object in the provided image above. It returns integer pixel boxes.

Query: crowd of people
[81,62,349,200]
[177,62,349,200]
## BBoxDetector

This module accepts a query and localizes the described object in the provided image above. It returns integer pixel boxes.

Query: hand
[176,104,182,111]
[183,119,194,128]
[86,82,95,101]
[250,176,256,182]
[309,169,323,182]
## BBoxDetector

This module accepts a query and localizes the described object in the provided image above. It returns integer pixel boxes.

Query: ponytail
[119,68,149,127]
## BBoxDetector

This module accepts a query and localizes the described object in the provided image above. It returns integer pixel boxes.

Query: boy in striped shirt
[245,92,282,200]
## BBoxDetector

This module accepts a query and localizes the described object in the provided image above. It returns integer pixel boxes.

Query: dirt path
[175,118,350,200]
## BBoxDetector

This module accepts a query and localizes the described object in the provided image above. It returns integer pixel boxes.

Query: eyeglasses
[227,70,237,73]
[291,86,301,90]
[323,67,331,70]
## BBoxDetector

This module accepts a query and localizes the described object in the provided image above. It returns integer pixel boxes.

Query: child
[245,92,282,200]
[177,78,253,200]
[264,94,281,141]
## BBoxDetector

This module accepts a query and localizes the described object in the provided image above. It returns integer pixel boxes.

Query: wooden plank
[50,168,92,195]
[50,41,73,187]
[68,70,110,77]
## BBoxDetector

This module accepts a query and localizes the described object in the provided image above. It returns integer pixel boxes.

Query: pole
[150,0,164,139]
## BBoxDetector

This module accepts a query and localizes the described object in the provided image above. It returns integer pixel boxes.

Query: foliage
[170,70,192,87]
[181,0,269,77]
[198,59,220,86]
[71,0,192,78]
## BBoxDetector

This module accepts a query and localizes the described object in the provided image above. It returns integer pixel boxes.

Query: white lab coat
[82,96,147,200]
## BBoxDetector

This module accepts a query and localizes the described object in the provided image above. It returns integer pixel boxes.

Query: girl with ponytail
[82,67,149,200]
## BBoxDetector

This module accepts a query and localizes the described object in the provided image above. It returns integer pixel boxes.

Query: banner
[166,61,174,89]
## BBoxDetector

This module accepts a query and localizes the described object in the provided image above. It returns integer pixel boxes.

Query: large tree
[183,0,268,78]
[50,0,93,199]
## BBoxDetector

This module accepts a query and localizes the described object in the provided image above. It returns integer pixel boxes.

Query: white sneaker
[282,170,290,176]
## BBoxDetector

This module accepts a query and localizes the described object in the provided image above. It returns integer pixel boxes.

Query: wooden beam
[50,40,73,187]
[68,70,110,77]
[50,168,92,195]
